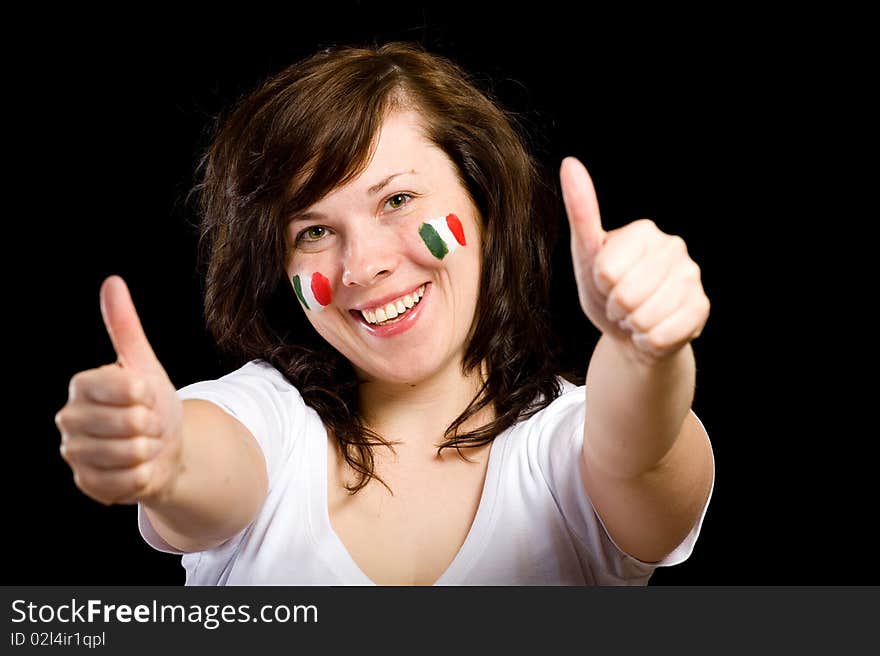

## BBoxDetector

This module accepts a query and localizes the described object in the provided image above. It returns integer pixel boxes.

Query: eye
[384,193,414,211]
[297,225,327,243]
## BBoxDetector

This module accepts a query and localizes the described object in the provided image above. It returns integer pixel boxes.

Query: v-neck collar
[306,420,510,585]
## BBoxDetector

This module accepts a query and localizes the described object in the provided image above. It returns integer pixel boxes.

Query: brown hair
[190,41,575,493]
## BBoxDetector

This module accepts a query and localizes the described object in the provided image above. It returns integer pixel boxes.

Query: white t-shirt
[138,360,714,585]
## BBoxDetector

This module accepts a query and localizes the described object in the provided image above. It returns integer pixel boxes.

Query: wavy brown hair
[189,41,577,493]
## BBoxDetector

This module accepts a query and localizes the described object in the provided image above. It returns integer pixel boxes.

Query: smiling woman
[55,41,714,586]
[193,45,565,497]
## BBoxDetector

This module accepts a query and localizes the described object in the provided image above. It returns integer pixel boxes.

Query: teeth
[358,284,427,325]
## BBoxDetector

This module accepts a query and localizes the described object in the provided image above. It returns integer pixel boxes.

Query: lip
[349,282,431,338]
[349,282,427,312]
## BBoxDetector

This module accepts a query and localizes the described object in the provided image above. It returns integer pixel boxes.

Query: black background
[11,5,870,585]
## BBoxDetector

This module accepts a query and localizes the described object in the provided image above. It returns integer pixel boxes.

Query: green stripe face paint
[292,272,332,311]
[419,213,467,260]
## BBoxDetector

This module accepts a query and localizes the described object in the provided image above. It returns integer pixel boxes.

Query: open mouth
[348,282,431,335]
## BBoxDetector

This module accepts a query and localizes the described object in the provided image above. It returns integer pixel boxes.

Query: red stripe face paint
[311,272,332,306]
[292,272,332,311]
[445,213,466,246]
[418,213,467,260]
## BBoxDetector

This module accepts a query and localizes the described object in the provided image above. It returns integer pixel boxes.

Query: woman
[55,42,714,585]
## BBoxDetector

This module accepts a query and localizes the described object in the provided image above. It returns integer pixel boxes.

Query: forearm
[143,400,268,552]
[583,333,696,479]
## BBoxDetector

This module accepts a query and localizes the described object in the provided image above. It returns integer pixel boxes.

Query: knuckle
[126,406,151,434]
[68,372,84,398]
[611,287,637,313]
[73,468,89,491]
[594,261,616,289]
[668,234,688,254]
[76,468,115,506]
[628,313,651,333]
[132,464,152,492]
[685,260,701,281]
[56,407,80,433]
[644,330,665,351]
[60,439,78,461]
[128,378,146,404]
[699,293,711,315]
[132,437,153,463]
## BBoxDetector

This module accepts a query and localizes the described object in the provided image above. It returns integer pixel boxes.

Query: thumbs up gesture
[560,157,710,365]
[55,276,184,506]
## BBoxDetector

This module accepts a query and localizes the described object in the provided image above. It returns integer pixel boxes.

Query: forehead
[363,109,443,178]
[299,109,456,212]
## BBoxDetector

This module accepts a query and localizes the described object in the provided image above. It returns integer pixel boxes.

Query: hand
[55,276,184,506]
[560,156,710,366]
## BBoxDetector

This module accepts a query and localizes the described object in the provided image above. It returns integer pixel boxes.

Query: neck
[356,356,492,453]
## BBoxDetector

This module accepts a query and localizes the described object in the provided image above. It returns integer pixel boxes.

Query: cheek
[417,213,468,261]
[290,271,333,312]
[288,211,474,311]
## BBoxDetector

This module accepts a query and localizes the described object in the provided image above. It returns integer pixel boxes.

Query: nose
[341,224,400,287]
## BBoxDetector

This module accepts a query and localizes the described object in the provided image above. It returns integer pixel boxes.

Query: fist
[560,156,710,365]
[54,276,184,506]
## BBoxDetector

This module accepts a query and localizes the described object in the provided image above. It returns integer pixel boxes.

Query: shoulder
[176,359,314,458]
[218,359,297,389]
[178,359,303,405]
[510,376,586,439]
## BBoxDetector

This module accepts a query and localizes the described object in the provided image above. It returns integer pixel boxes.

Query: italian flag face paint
[419,213,467,260]
[292,272,332,312]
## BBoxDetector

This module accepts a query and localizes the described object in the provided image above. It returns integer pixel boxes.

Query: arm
[60,276,269,554]
[580,336,713,563]
[143,399,269,553]
[559,157,714,563]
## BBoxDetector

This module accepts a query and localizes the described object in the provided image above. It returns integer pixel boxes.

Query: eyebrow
[368,169,416,195]
[290,170,417,224]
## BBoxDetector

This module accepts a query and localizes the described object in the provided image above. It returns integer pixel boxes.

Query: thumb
[99,275,163,374]
[560,156,606,260]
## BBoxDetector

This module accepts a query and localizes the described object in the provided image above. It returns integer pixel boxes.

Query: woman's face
[284,109,483,386]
